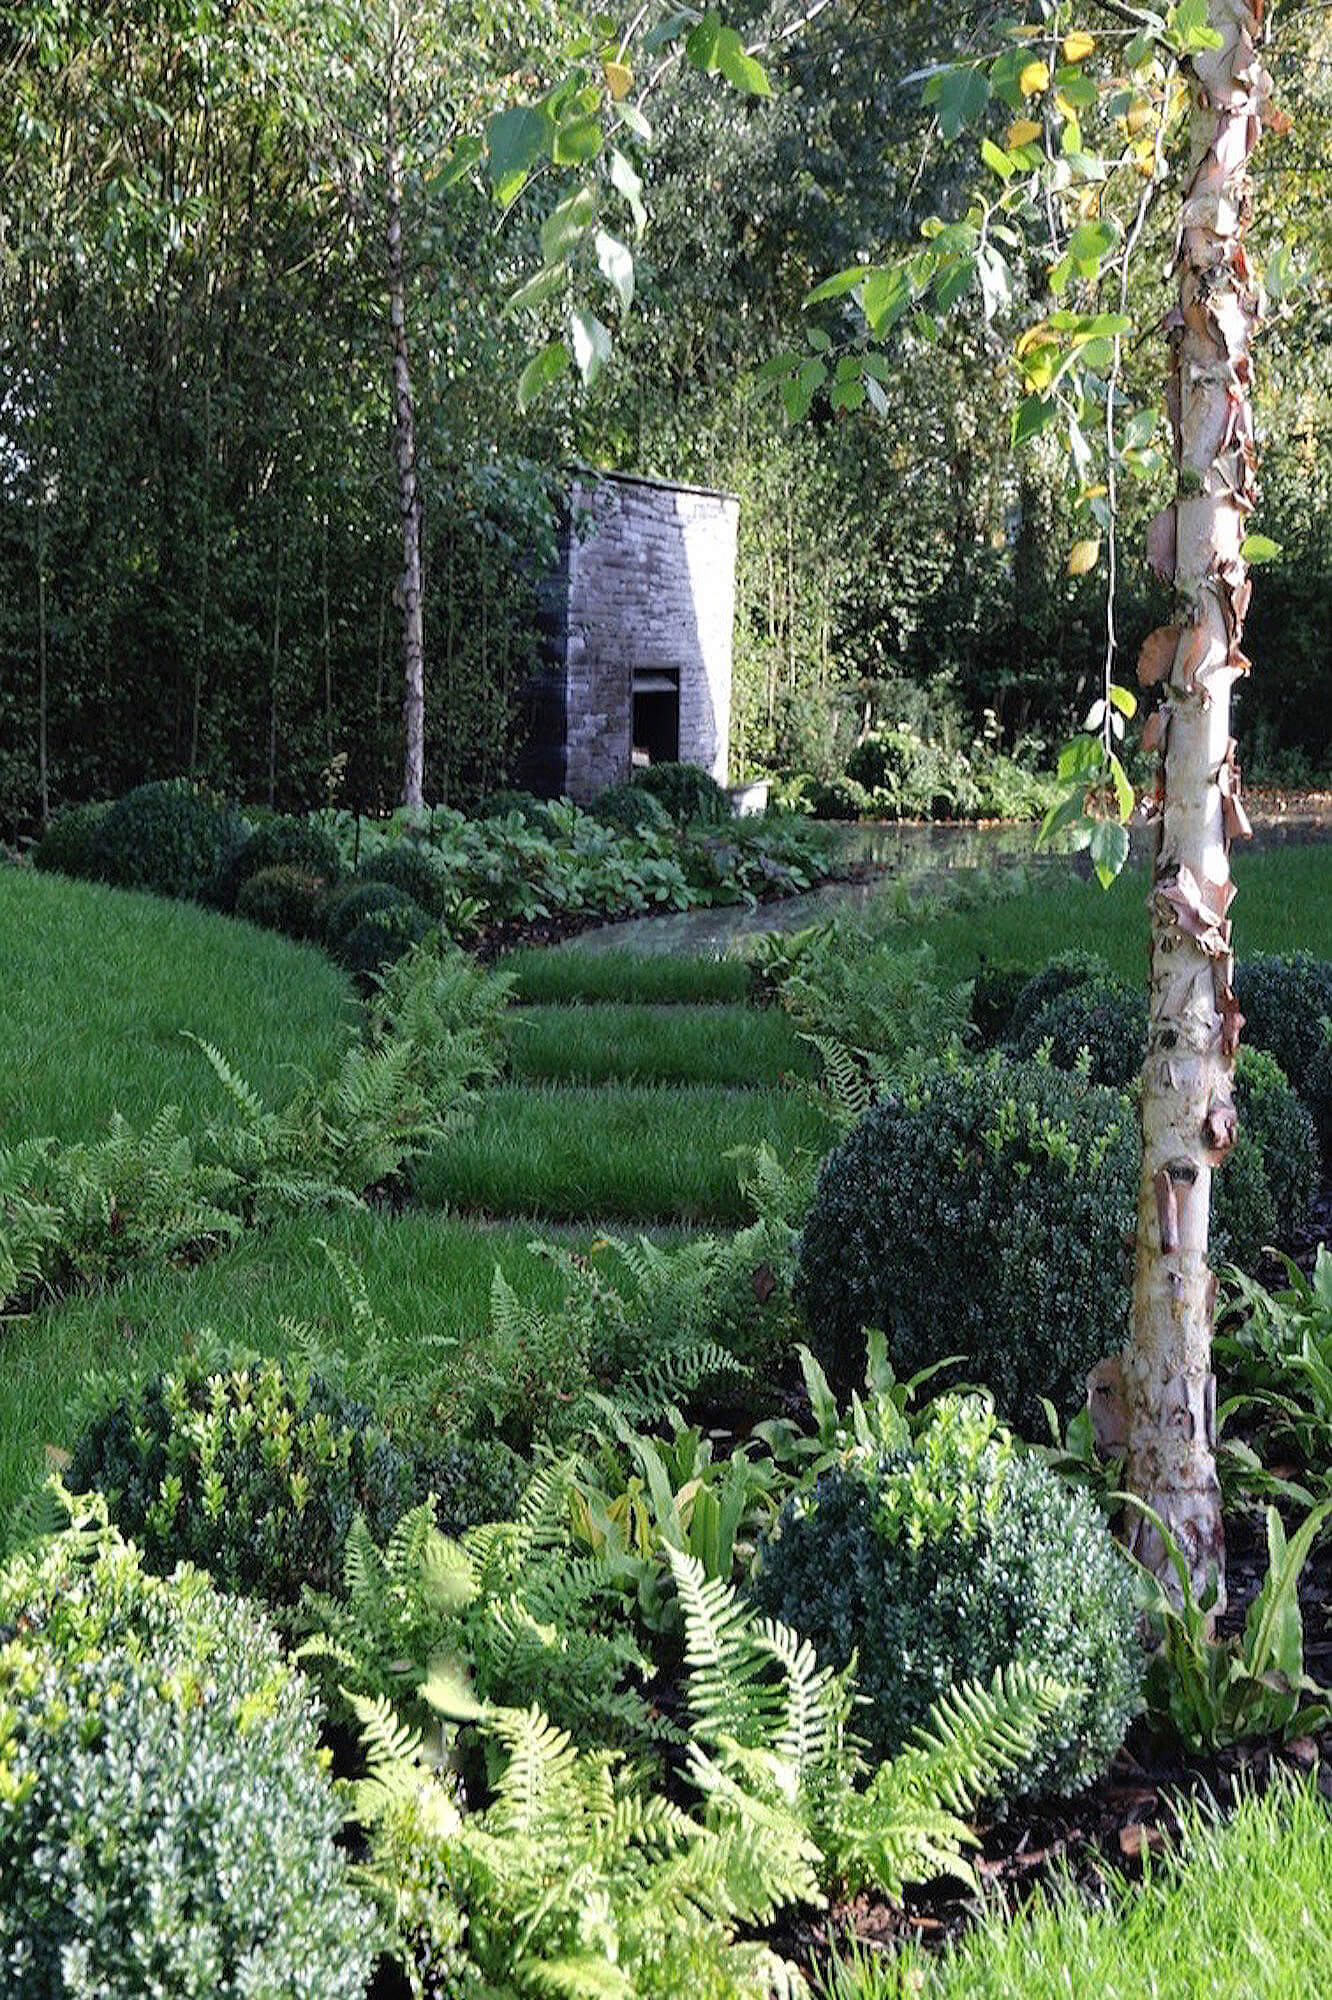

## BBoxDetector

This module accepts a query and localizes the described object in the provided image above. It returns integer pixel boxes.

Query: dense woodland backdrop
[2,0,1329,830]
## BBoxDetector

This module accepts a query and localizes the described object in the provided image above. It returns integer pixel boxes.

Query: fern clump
[796,1055,1137,1425]
[94,778,249,902]
[0,1491,379,1997]
[68,1353,416,1610]
[752,1396,1142,1799]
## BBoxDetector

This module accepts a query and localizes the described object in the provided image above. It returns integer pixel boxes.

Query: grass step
[503,946,753,1006]
[508,1003,814,1087]
[416,1083,834,1225]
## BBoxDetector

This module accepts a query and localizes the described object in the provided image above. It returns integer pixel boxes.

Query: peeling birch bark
[1117,0,1275,1610]
[386,0,426,809]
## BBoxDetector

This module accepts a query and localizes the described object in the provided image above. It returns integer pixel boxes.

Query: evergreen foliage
[218,813,342,907]
[1234,952,1332,1102]
[93,779,249,902]
[234,862,324,938]
[1013,978,1148,1088]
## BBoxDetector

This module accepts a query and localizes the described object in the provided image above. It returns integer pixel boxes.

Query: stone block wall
[518,469,738,803]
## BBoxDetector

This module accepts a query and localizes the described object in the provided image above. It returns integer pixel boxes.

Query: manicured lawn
[0,1208,572,1536]
[509,1002,815,1086]
[416,1082,834,1223]
[504,944,753,1005]
[1,869,355,1142]
[821,1777,1332,1999]
[917,843,1332,986]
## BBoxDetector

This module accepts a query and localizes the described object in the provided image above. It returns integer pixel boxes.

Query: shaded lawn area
[917,843,1332,987]
[2,869,355,1142]
[503,945,753,1006]
[416,1082,834,1223]
[508,1002,816,1087]
[0,1208,573,1536]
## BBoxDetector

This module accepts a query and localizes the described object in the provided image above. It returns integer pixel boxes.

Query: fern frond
[185,1032,270,1128]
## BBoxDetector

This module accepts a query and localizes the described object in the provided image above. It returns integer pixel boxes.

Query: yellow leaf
[1019,59,1050,96]
[1126,96,1154,135]
[1068,538,1101,577]
[1006,117,1042,147]
[1062,31,1096,63]
[603,60,633,101]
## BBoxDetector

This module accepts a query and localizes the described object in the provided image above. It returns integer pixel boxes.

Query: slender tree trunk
[386,1,426,809]
[190,380,212,781]
[268,546,282,812]
[35,454,49,829]
[1096,0,1272,1608]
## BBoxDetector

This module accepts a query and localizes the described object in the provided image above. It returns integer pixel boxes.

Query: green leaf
[594,229,634,313]
[517,340,570,412]
[506,264,566,315]
[1167,0,1225,53]
[615,102,652,144]
[486,105,550,206]
[541,187,597,265]
[552,115,604,166]
[1013,393,1057,448]
[1241,533,1282,565]
[805,266,874,306]
[1089,817,1130,888]
[570,306,613,387]
[981,137,1014,180]
[1107,752,1135,823]
[1067,220,1117,274]
[933,256,976,314]
[431,135,483,195]
[1108,684,1137,718]
[609,148,646,234]
[861,267,912,333]
[923,65,990,141]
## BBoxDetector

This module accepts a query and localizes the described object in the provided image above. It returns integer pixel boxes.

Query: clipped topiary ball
[404,1432,527,1538]
[0,1498,379,1998]
[970,963,1036,1046]
[632,760,731,825]
[31,800,111,879]
[795,1056,1137,1425]
[95,778,249,902]
[337,899,432,981]
[1234,952,1332,1100]
[590,781,676,835]
[805,775,872,822]
[68,1354,417,1610]
[1013,978,1148,1089]
[359,840,452,918]
[751,1396,1142,1798]
[234,863,324,940]
[217,813,342,909]
[318,876,417,949]
[1213,1045,1318,1266]
[1306,1028,1332,1166]
[1008,949,1114,1031]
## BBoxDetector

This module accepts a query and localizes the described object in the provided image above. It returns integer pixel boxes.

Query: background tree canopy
[1,0,1328,829]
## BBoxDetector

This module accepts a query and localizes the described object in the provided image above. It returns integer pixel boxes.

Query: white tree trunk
[1095,0,1274,1608]
[386,0,425,809]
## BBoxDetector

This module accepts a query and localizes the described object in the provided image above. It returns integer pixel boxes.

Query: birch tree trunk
[386,0,426,809]
[1095,0,1275,1608]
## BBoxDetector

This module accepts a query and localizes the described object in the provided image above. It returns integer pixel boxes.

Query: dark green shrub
[1234,952,1332,1098]
[481,787,559,831]
[318,876,417,948]
[970,963,1036,1045]
[95,778,249,902]
[234,864,324,940]
[217,813,342,908]
[31,800,111,878]
[68,1355,417,1609]
[1014,978,1148,1088]
[1213,1046,1318,1265]
[405,1432,527,1537]
[806,775,871,821]
[358,840,452,917]
[751,1396,1142,1797]
[796,1056,1137,1425]
[1306,1027,1332,1163]
[591,781,676,835]
[1008,949,1113,1030]
[633,760,731,825]
[338,899,433,980]
[0,1498,379,1997]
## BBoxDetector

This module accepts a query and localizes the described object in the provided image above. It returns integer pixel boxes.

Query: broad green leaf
[933,255,976,314]
[594,229,634,314]
[541,186,597,264]
[1241,533,1282,564]
[1108,684,1137,718]
[1089,817,1131,888]
[981,137,1014,179]
[1013,392,1057,448]
[506,264,566,314]
[517,340,570,412]
[1107,752,1135,822]
[861,267,912,332]
[570,305,612,387]
[804,266,874,306]
[1167,0,1225,53]
[923,64,990,140]
[553,115,603,166]
[486,105,549,205]
[431,135,483,195]
[615,102,652,144]
[609,148,646,234]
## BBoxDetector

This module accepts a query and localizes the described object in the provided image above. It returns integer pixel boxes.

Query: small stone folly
[518,469,739,804]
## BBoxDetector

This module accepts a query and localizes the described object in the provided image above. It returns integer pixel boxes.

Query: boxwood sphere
[319,875,417,948]
[1234,951,1332,1098]
[218,813,342,908]
[1213,1045,1318,1265]
[0,1507,379,1997]
[95,778,248,903]
[358,840,452,918]
[1013,978,1148,1088]
[234,863,324,940]
[795,1056,1137,1426]
[751,1397,1142,1799]
[1008,950,1113,1031]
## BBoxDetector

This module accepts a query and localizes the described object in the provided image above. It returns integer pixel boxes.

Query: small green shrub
[806,774,872,821]
[1306,1027,1332,1163]
[633,760,731,825]
[358,839,453,918]
[217,813,342,908]
[403,1431,526,1536]
[31,800,111,878]
[337,898,433,980]
[1212,1046,1318,1265]
[234,863,324,940]
[1235,952,1332,1099]
[0,1494,379,1999]
[1008,949,1113,1029]
[68,1354,417,1609]
[479,787,557,829]
[318,875,416,947]
[591,781,676,834]
[752,1396,1142,1796]
[1013,978,1148,1088]
[94,778,249,902]
[970,963,1035,1045]
[796,1056,1137,1424]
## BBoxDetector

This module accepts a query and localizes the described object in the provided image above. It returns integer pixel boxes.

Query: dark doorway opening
[632,669,680,766]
